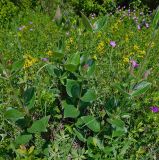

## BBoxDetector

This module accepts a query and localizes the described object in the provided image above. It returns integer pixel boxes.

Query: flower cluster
[23,55,38,69]
[96,41,105,54]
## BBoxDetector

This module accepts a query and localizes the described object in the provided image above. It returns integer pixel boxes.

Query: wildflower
[83,64,89,70]
[41,58,49,62]
[133,45,139,51]
[150,106,159,113]
[110,41,116,48]
[18,25,26,31]
[123,57,129,63]
[24,55,38,69]
[137,25,141,30]
[130,60,139,68]
[30,28,33,31]
[29,21,33,24]
[46,50,53,56]
[97,41,105,53]
[145,23,149,28]
[69,37,74,44]
[92,55,97,61]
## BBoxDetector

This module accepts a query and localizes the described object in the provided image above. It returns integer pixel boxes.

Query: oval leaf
[66,79,80,98]
[15,134,32,145]
[81,115,100,132]
[63,102,80,118]
[130,81,151,97]
[27,116,50,133]
[5,108,24,121]
[81,12,93,32]
[81,89,96,102]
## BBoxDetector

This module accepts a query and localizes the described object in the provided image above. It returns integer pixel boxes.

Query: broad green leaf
[5,108,24,121]
[81,12,93,32]
[11,59,24,72]
[130,81,151,97]
[63,102,80,118]
[93,16,107,31]
[23,87,35,106]
[68,52,80,65]
[65,64,78,72]
[27,116,50,133]
[81,115,100,132]
[112,130,125,137]
[152,6,159,29]
[87,61,95,76]
[73,128,86,142]
[52,51,64,59]
[66,79,80,98]
[46,64,56,76]
[65,52,80,72]
[75,117,85,127]
[114,83,129,96]
[15,134,32,145]
[27,94,35,110]
[108,118,125,128]
[81,89,96,102]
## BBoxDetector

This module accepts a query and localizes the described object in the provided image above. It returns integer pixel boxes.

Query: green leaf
[81,115,100,132]
[15,134,32,145]
[87,61,95,76]
[54,5,62,26]
[108,118,125,128]
[11,59,24,72]
[5,108,24,121]
[81,89,96,102]
[93,16,107,32]
[52,50,64,59]
[152,6,159,29]
[23,87,35,106]
[66,79,80,98]
[112,130,125,137]
[63,102,80,118]
[130,81,151,97]
[81,12,93,32]
[73,128,86,142]
[65,52,80,72]
[27,116,50,133]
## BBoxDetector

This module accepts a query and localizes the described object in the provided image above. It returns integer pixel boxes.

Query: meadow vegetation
[0,0,159,159]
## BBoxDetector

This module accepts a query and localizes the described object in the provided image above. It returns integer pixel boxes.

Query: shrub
[0,0,18,24]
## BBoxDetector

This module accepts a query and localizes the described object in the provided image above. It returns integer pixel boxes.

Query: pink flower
[110,41,116,47]
[150,106,159,113]
[130,60,139,68]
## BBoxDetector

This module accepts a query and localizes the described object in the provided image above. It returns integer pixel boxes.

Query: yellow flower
[46,50,53,56]
[23,55,38,69]
[151,42,155,48]
[97,32,102,38]
[96,41,105,54]
[125,34,129,42]
[92,55,97,60]
[138,50,146,55]
[123,57,129,63]
[133,45,139,51]
[69,37,74,44]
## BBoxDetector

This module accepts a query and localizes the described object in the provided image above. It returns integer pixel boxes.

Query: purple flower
[137,25,141,30]
[145,23,149,28]
[18,25,26,31]
[150,106,159,113]
[110,41,116,48]
[130,60,139,68]
[41,58,49,62]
